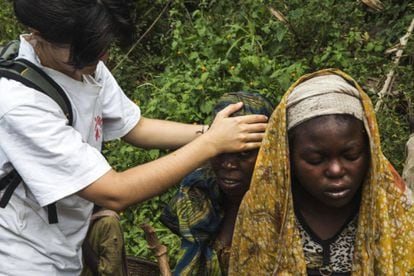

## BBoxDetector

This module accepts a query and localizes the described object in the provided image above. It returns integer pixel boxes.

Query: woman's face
[290,115,370,208]
[211,150,258,203]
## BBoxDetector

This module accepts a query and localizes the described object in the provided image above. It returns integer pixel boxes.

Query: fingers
[242,132,266,142]
[225,139,264,153]
[215,102,268,123]
[241,122,268,133]
[223,115,268,134]
[232,114,269,124]
[216,102,243,118]
[206,104,271,154]
[236,132,265,144]
[219,132,265,153]
[239,142,263,151]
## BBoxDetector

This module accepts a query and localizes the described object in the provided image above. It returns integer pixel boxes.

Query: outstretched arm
[123,117,208,150]
[78,103,267,210]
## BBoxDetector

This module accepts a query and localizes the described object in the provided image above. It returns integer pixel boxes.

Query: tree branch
[113,1,172,73]
[375,17,414,112]
[140,223,172,276]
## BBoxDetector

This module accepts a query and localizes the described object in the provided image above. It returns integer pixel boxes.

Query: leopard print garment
[296,212,357,276]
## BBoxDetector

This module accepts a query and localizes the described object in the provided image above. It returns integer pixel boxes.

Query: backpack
[0,40,73,224]
[82,209,129,275]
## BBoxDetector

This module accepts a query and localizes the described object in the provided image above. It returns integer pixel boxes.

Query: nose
[325,158,345,178]
[220,154,239,169]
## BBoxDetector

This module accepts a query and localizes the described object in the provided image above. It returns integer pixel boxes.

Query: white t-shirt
[0,35,140,275]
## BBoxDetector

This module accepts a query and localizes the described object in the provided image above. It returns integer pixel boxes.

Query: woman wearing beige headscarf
[229,69,414,275]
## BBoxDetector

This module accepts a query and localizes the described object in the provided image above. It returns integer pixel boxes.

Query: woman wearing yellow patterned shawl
[228,69,414,275]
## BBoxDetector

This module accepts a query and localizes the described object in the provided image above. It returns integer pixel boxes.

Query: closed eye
[303,154,324,165]
[300,150,324,165]
[344,154,360,161]
[305,158,323,165]
[343,148,365,161]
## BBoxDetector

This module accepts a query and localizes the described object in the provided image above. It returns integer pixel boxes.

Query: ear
[28,28,43,40]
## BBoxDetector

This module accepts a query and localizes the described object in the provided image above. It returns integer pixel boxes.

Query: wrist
[195,124,209,135]
[196,131,219,158]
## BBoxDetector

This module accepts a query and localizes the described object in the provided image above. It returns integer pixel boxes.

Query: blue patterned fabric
[161,168,224,275]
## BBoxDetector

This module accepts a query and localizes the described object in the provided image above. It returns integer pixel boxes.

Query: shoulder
[161,169,224,236]
[0,77,66,121]
[179,167,222,206]
[95,61,117,86]
[181,167,216,189]
[0,78,38,112]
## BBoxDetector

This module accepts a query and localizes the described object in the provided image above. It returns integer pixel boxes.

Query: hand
[203,102,268,154]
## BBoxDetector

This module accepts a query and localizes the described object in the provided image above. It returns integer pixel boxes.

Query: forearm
[123,117,207,149]
[79,133,217,210]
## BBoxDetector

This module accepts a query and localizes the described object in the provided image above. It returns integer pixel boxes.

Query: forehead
[289,115,366,147]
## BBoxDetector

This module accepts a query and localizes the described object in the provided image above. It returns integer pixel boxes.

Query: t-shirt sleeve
[0,98,111,207]
[98,64,141,141]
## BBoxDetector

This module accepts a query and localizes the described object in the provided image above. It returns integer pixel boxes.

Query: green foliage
[119,192,181,267]
[114,0,414,265]
[0,0,24,43]
[1,0,413,268]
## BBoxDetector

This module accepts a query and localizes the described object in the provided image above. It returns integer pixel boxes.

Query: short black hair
[14,0,136,69]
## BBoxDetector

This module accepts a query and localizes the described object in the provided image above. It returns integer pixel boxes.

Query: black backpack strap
[0,50,73,224]
[0,170,22,208]
[0,170,59,224]
[0,40,19,61]
[47,204,58,224]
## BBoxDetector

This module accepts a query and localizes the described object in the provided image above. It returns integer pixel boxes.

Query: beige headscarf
[287,74,364,130]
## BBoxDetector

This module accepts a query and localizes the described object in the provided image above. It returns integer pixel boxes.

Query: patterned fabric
[228,69,414,275]
[161,168,224,276]
[296,210,357,275]
[212,239,232,274]
[212,91,274,118]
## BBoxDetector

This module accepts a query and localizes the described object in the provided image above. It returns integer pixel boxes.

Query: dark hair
[14,0,136,69]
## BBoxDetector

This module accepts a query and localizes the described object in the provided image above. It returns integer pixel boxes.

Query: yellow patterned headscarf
[228,69,414,275]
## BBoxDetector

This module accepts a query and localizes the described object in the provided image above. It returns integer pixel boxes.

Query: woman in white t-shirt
[0,1,268,275]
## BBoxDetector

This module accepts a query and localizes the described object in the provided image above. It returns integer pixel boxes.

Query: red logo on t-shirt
[94,116,103,141]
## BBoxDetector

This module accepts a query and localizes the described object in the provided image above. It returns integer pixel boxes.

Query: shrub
[1,0,413,267]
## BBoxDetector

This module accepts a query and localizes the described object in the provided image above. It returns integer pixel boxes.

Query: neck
[223,200,241,216]
[216,201,241,247]
[292,182,360,239]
